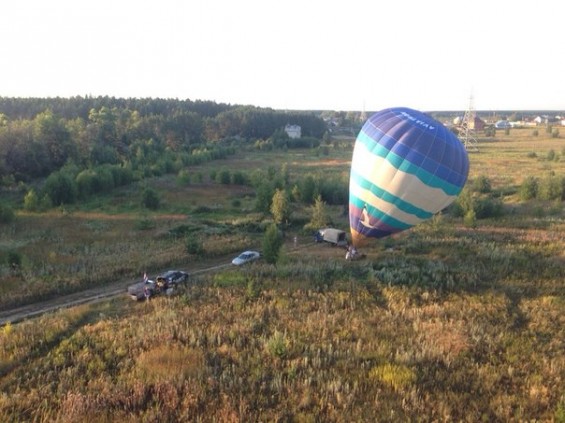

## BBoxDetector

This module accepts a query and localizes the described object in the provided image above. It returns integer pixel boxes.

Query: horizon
[1,95,564,115]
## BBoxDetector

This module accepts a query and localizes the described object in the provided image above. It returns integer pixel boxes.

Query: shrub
[6,250,22,269]
[472,175,492,193]
[262,224,283,265]
[43,171,77,206]
[0,205,15,224]
[231,171,248,185]
[547,150,556,161]
[265,330,288,359]
[474,197,504,219]
[185,237,204,256]
[464,209,476,227]
[217,169,231,185]
[520,176,538,201]
[23,189,39,212]
[538,175,563,201]
[142,187,160,210]
[176,170,191,186]
[369,363,416,391]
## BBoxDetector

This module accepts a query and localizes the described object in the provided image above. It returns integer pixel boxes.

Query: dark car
[127,278,158,301]
[127,270,189,301]
[156,270,189,287]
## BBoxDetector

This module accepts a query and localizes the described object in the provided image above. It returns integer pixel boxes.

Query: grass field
[0,128,564,421]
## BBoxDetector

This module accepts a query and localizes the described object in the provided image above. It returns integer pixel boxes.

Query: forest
[0,96,327,184]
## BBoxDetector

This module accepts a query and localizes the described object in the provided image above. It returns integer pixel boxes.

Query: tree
[270,189,291,225]
[43,171,77,206]
[262,224,283,265]
[299,175,318,204]
[255,182,274,213]
[305,194,330,230]
[23,189,39,211]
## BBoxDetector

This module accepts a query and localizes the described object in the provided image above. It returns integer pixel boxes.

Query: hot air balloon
[349,107,469,247]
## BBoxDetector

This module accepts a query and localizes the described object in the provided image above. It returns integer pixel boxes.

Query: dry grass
[1,130,565,421]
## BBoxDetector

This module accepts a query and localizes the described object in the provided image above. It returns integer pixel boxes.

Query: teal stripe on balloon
[349,194,413,231]
[356,131,463,196]
[350,170,434,220]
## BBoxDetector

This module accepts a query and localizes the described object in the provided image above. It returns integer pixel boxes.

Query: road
[0,238,322,326]
[0,259,234,326]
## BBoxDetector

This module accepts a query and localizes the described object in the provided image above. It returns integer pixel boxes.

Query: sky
[1,0,564,112]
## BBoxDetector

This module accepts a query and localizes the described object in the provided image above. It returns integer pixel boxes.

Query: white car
[231,251,261,265]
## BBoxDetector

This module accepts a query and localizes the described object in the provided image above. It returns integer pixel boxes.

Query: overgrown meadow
[1,129,564,422]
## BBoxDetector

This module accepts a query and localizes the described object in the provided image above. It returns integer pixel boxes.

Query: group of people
[142,273,169,300]
[345,244,360,261]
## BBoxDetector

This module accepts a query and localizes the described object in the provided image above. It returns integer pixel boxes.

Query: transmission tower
[459,95,479,152]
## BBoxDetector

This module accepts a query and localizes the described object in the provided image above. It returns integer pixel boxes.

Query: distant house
[285,124,301,139]
[452,115,485,130]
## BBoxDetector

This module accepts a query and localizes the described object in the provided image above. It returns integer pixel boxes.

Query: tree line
[0,96,326,183]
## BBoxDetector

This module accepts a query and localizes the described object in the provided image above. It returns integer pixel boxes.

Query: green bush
[0,205,15,224]
[262,224,283,265]
[6,250,22,268]
[471,175,492,193]
[464,209,477,227]
[23,189,39,212]
[519,176,538,201]
[43,171,77,206]
[185,237,204,256]
[176,170,191,186]
[538,175,563,201]
[474,197,504,219]
[142,187,160,210]
[217,169,231,184]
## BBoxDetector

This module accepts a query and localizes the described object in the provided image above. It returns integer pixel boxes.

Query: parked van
[314,228,348,247]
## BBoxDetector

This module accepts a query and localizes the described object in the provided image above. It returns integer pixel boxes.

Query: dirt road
[0,238,323,326]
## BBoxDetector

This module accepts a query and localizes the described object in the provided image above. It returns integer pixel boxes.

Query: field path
[0,255,234,326]
[0,237,322,326]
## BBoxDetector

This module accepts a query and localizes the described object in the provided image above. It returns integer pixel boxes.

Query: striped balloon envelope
[349,107,469,246]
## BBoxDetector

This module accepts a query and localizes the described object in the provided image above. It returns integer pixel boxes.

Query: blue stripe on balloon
[357,119,469,187]
[349,194,413,231]
[356,131,466,195]
[350,170,434,220]
[349,204,404,239]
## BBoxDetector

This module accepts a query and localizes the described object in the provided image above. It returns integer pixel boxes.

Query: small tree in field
[142,187,160,210]
[271,189,291,225]
[185,237,204,256]
[24,189,39,212]
[305,194,330,230]
[262,224,283,265]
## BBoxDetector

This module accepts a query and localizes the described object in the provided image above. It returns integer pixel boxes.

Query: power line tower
[458,95,479,152]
